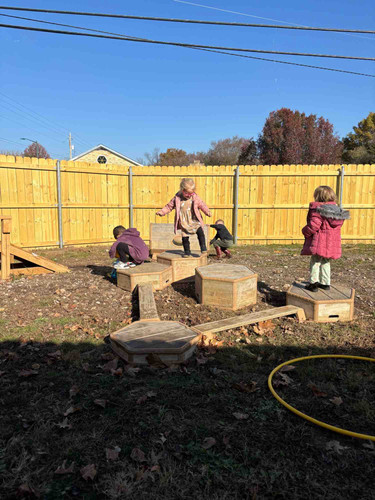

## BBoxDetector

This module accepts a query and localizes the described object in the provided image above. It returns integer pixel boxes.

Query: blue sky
[0,0,374,160]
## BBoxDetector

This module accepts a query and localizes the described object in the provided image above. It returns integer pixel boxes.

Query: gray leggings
[212,239,234,249]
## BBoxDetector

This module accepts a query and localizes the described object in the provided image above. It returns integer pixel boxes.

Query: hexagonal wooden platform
[157,250,207,282]
[117,262,172,292]
[110,320,201,365]
[195,264,257,310]
[286,282,355,322]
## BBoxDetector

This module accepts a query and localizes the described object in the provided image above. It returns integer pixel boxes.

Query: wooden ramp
[138,284,160,322]
[195,305,305,334]
[0,216,69,279]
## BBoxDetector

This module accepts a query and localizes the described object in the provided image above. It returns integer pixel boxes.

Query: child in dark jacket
[210,219,233,259]
[109,226,149,270]
[301,186,350,292]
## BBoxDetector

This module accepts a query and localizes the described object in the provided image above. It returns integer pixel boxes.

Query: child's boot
[223,249,232,259]
[197,229,207,255]
[182,237,193,258]
[215,246,223,260]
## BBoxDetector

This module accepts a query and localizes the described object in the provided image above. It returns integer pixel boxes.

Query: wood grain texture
[157,251,208,282]
[117,262,172,292]
[286,281,355,322]
[196,305,304,333]
[138,284,160,321]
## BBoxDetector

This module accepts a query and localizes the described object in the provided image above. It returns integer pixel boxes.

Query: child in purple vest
[156,178,211,258]
[109,226,149,270]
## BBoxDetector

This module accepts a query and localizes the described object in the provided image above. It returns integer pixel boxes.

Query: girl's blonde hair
[180,178,195,190]
[314,185,336,203]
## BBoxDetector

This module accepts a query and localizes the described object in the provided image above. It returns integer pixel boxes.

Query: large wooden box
[157,250,208,283]
[195,264,258,311]
[110,320,201,365]
[117,262,172,292]
[286,282,355,322]
[150,223,209,259]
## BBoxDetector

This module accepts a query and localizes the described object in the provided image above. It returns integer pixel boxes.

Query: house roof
[71,144,142,165]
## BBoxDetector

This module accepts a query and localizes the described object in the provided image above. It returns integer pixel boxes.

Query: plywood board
[150,223,209,253]
[196,305,305,334]
[138,284,159,321]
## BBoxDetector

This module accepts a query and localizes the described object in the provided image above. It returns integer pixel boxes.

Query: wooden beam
[1,218,11,280]
[195,305,305,334]
[11,267,53,276]
[138,284,160,322]
[9,244,69,273]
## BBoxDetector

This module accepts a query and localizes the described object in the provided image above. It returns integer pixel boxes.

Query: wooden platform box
[157,250,208,283]
[117,262,172,292]
[286,282,355,322]
[110,320,202,365]
[195,264,258,311]
[150,223,209,259]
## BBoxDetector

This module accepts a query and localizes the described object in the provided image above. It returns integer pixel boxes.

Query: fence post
[339,165,345,208]
[129,165,134,227]
[56,160,64,248]
[233,166,240,244]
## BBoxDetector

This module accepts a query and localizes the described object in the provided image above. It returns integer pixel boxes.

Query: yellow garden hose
[268,354,375,441]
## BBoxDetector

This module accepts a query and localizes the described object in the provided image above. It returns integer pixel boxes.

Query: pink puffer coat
[301,201,349,259]
[158,192,211,233]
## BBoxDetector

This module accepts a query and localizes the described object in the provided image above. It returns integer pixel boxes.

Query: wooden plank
[11,267,52,276]
[138,284,160,321]
[0,219,11,280]
[195,305,305,334]
[7,244,69,273]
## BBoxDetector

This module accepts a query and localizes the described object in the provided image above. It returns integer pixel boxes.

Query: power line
[0,5,374,35]
[1,23,374,62]
[0,91,92,149]
[2,13,373,78]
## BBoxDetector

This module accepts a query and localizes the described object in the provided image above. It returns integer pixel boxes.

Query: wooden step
[138,284,160,322]
[195,305,305,334]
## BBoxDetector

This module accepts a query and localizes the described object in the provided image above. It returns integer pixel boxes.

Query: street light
[20,137,39,159]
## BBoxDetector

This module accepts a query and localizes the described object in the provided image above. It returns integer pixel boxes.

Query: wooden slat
[8,244,69,273]
[11,267,52,276]
[138,284,160,321]
[195,305,305,334]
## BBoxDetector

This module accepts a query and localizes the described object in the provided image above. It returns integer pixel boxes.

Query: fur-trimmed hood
[316,204,350,220]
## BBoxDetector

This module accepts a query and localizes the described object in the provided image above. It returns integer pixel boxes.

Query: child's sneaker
[128,262,137,268]
[114,261,130,270]
[182,253,193,258]
[305,282,319,292]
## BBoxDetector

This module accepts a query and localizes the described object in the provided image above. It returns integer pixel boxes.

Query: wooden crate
[195,264,257,311]
[286,282,355,322]
[150,223,210,259]
[110,320,201,365]
[157,250,208,283]
[117,262,172,292]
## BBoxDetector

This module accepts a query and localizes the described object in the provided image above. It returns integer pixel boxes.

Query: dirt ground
[0,244,374,499]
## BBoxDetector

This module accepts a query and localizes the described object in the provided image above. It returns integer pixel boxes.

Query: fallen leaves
[130,447,146,462]
[202,437,216,450]
[253,320,275,337]
[232,381,259,393]
[69,385,80,398]
[80,463,97,481]
[330,396,343,406]
[326,440,349,454]
[308,383,327,398]
[105,446,121,461]
[94,399,107,408]
[136,391,157,405]
[18,369,39,377]
[56,418,72,430]
[232,412,249,420]
[55,460,74,475]
[63,406,81,417]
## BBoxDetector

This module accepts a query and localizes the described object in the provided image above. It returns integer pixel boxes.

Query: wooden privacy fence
[0,155,374,248]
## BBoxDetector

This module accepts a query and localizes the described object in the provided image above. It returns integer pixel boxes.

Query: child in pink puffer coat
[301,186,350,292]
[156,178,211,257]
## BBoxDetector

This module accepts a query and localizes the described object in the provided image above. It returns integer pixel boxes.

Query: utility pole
[69,132,72,160]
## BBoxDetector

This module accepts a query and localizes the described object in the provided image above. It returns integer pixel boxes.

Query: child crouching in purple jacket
[109,226,149,270]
